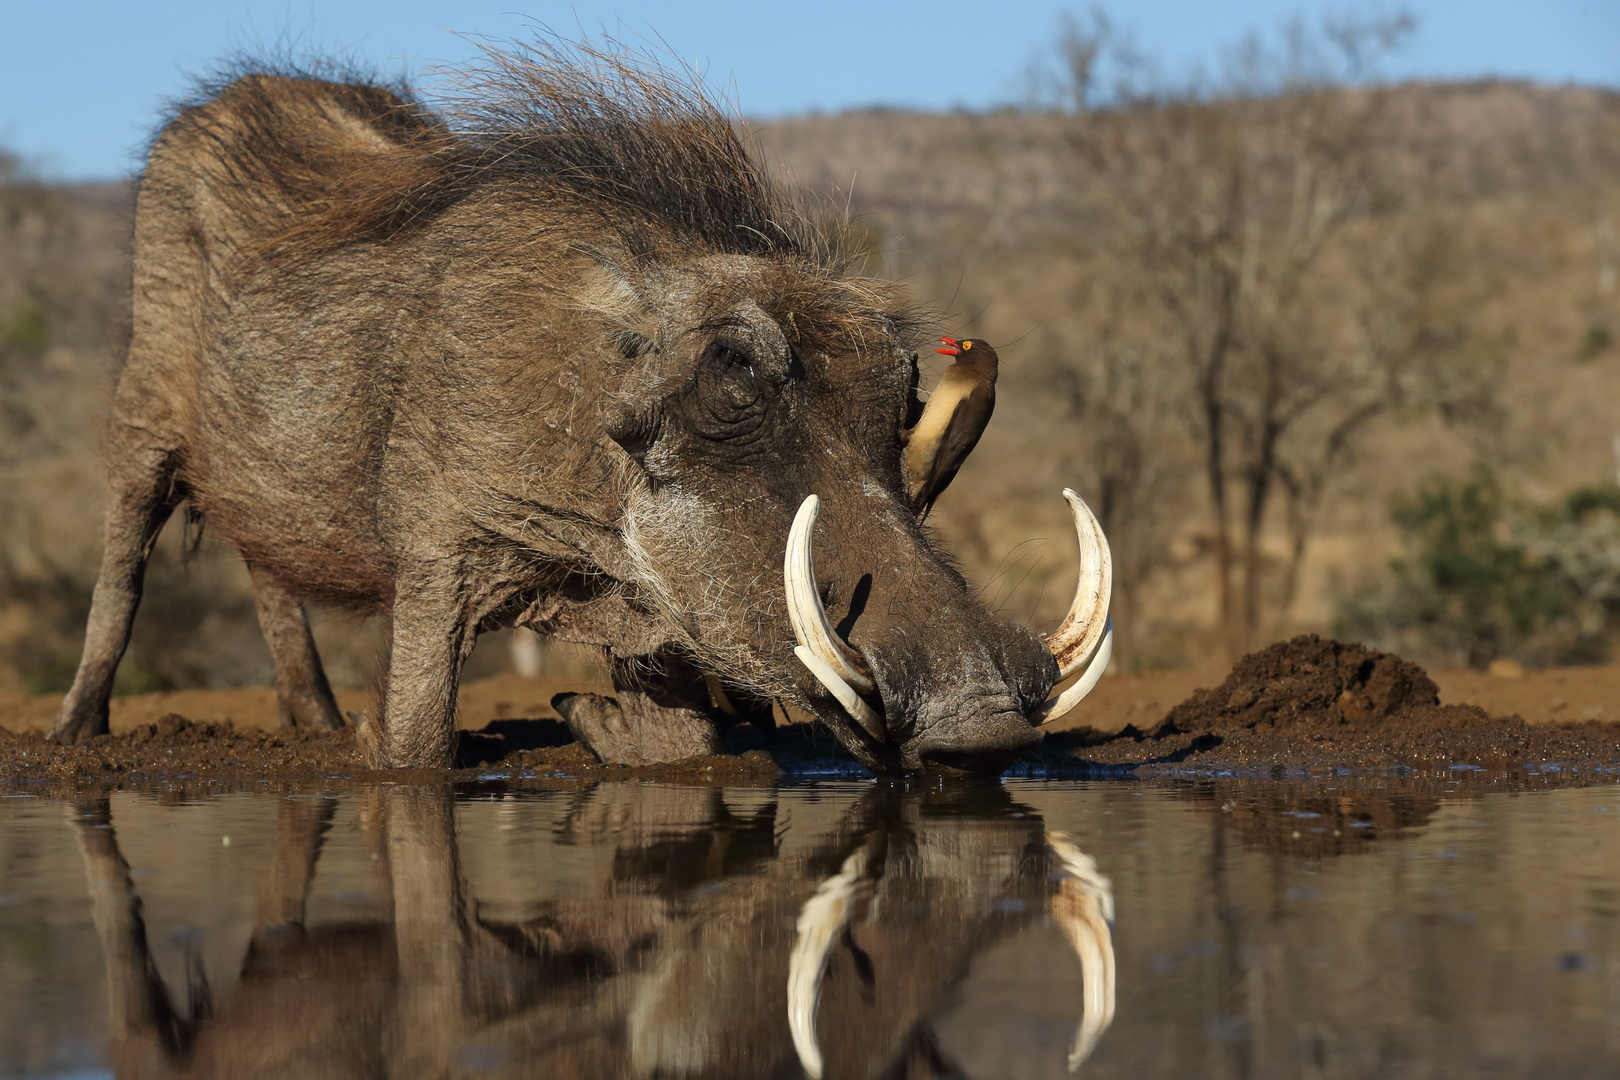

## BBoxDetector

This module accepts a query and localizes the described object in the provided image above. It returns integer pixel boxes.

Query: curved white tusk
[1035,619,1113,726]
[1044,489,1113,681]
[795,646,885,741]
[788,845,874,1080]
[703,672,740,718]
[785,494,877,698]
[1045,831,1116,1072]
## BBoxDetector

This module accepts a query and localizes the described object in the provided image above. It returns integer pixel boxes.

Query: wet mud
[0,710,836,792]
[1028,635,1620,779]
[2,635,1616,790]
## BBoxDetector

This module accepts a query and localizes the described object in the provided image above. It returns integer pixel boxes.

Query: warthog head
[594,254,1112,772]
[474,48,1118,774]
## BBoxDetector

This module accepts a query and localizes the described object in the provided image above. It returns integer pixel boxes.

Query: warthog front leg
[553,650,726,765]
[369,567,477,768]
[248,564,344,731]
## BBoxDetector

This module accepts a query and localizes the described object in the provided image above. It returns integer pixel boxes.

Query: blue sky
[2,0,1616,180]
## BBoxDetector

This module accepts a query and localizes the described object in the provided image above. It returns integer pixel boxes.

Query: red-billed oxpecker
[903,337,999,519]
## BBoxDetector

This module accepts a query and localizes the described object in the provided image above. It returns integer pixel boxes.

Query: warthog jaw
[783,488,1114,742]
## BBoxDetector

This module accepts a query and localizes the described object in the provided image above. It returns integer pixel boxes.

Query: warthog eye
[682,339,773,450]
[715,344,753,376]
[614,330,655,360]
[708,341,763,407]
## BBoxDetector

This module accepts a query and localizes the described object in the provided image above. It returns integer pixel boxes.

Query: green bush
[1335,470,1620,669]
[2,300,49,353]
[19,648,175,696]
[1579,323,1612,360]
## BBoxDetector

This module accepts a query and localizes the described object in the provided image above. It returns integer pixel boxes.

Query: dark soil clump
[1027,635,1620,777]
[1165,633,1442,733]
[0,714,367,786]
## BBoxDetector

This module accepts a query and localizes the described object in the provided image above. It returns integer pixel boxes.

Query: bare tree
[1032,9,1494,656]
[1029,275,1191,667]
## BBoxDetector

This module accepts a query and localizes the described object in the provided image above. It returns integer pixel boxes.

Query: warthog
[51,43,1112,772]
[68,783,1116,1077]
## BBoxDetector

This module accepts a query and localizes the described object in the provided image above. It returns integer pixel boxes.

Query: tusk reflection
[1046,830,1117,1071]
[787,841,879,1079]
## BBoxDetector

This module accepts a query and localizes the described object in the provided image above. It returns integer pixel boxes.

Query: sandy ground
[0,658,1614,737]
[0,673,602,735]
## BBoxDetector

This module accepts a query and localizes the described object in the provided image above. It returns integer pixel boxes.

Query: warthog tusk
[1037,620,1113,726]
[786,495,885,739]
[795,646,885,740]
[703,672,740,717]
[1046,489,1113,679]
[788,844,876,1080]
[1036,489,1114,725]
[1046,830,1117,1072]
[786,495,877,696]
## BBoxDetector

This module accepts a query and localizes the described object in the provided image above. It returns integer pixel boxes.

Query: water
[1,777,1616,1078]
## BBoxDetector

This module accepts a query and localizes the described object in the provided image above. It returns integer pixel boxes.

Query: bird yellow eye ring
[961,340,972,350]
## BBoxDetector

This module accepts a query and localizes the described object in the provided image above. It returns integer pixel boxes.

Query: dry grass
[2,79,1618,690]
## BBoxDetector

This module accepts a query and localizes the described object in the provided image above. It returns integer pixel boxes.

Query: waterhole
[1,775,1616,1078]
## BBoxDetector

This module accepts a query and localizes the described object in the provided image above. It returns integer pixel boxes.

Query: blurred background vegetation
[1,9,1618,695]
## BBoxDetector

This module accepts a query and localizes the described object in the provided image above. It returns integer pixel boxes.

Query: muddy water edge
[0,770,1615,1080]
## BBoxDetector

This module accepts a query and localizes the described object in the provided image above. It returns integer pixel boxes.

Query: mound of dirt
[0,714,365,783]
[1165,634,1443,732]
[1027,635,1620,776]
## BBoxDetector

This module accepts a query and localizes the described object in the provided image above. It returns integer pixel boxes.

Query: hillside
[1,79,1617,694]
[757,80,1620,666]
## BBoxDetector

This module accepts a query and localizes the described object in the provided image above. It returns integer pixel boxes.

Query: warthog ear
[904,349,924,431]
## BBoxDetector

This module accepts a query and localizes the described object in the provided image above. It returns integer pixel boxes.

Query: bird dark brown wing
[913,386,994,519]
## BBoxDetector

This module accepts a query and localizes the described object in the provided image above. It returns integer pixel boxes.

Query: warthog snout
[785,489,1114,773]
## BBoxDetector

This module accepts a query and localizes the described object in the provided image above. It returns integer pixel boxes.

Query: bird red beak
[936,336,960,356]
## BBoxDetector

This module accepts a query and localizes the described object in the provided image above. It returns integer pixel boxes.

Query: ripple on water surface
[0,776,1615,1078]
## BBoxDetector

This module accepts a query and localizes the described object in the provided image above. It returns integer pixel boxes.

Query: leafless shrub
[1023,8,1502,657]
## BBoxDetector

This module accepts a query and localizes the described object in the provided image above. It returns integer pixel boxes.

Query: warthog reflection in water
[69,784,1114,1078]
